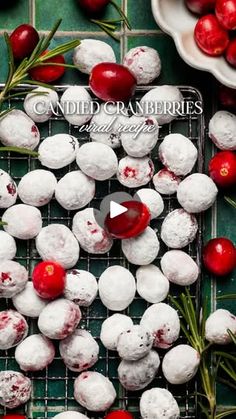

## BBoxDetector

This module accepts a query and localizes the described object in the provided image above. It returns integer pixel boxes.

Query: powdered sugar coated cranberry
[36,224,80,269]
[72,208,113,254]
[0,370,31,409]
[64,269,98,307]
[15,334,55,371]
[73,39,116,75]
[55,170,95,211]
[2,204,42,240]
[0,109,40,150]
[120,115,159,157]
[0,231,16,263]
[0,260,28,298]
[12,282,48,318]
[141,303,180,349]
[153,168,181,195]
[24,86,59,123]
[118,350,160,391]
[0,310,28,350]
[133,188,164,219]
[38,134,79,169]
[76,142,118,181]
[74,371,116,412]
[123,46,161,85]
[209,110,236,150]
[0,169,17,209]
[18,170,57,207]
[121,227,160,265]
[161,209,198,249]
[117,156,154,188]
[38,298,81,340]
[59,329,99,372]
[159,134,198,176]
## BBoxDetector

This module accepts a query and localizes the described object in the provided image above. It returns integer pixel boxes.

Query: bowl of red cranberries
[151,0,236,88]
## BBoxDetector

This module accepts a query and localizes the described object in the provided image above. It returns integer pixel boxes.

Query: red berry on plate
[105,201,151,239]
[215,0,236,30]
[105,412,134,419]
[10,24,39,61]
[194,14,229,56]
[29,51,66,83]
[203,237,236,276]
[209,151,236,188]
[226,38,236,68]
[78,0,110,14]
[89,63,137,102]
[32,261,66,299]
[185,0,216,14]
[2,416,26,419]
[219,85,236,112]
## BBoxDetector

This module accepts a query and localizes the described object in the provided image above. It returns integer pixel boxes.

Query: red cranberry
[185,0,216,14]
[219,85,236,112]
[78,0,110,15]
[226,38,236,69]
[10,24,39,60]
[89,63,137,102]
[105,412,134,419]
[203,237,236,276]
[194,14,229,56]
[32,261,66,299]
[105,201,151,239]
[29,51,66,83]
[215,0,236,30]
[209,151,236,188]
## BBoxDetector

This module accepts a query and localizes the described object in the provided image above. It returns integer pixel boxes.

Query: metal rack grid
[0,85,204,419]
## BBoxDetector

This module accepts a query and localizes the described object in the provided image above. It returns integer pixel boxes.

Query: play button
[94,191,142,230]
[110,201,128,219]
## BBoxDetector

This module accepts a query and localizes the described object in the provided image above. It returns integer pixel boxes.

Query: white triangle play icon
[110,201,128,219]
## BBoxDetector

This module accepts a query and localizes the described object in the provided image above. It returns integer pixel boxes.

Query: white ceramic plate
[151,0,236,88]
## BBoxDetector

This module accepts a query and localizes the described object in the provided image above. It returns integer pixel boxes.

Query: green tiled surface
[127,0,158,30]
[0,0,235,418]
[35,0,122,31]
[0,0,29,30]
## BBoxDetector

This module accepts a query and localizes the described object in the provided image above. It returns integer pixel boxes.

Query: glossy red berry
[219,85,236,112]
[194,14,229,56]
[32,261,66,299]
[89,63,137,102]
[209,151,236,188]
[10,24,39,60]
[29,51,66,83]
[185,0,216,14]
[79,0,110,14]
[2,416,26,419]
[105,201,151,239]
[215,0,236,30]
[203,238,236,276]
[105,411,134,419]
[226,38,236,69]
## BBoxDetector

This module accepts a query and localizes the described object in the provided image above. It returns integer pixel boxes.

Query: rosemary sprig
[110,0,132,30]
[0,19,80,157]
[0,147,39,157]
[91,19,119,40]
[224,196,236,209]
[170,290,236,419]
[228,329,236,345]
[90,1,131,41]
[0,19,80,107]
[217,294,236,300]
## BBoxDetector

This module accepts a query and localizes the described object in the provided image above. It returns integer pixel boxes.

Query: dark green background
[0,0,235,417]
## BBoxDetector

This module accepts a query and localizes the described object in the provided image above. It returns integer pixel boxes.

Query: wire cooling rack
[0,85,204,419]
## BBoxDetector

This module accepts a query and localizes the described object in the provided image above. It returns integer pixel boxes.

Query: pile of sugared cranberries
[185,0,236,67]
